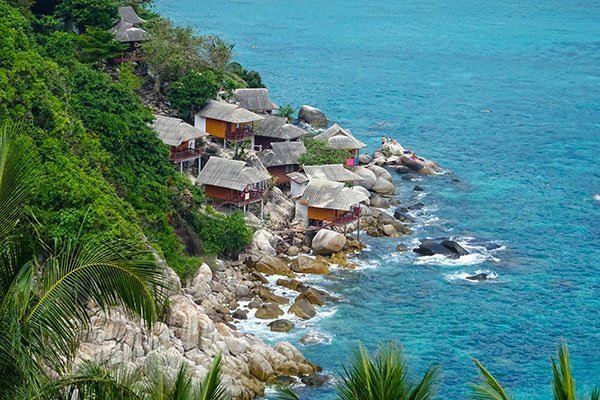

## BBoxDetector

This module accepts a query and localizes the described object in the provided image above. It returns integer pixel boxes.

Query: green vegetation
[0,0,253,280]
[168,70,223,116]
[298,138,350,165]
[0,122,164,399]
[471,341,599,400]
[275,104,295,122]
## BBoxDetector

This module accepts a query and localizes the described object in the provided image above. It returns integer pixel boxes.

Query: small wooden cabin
[253,115,306,150]
[111,6,149,62]
[288,164,363,197]
[197,157,270,210]
[258,141,306,185]
[232,88,279,115]
[296,180,368,227]
[151,115,207,173]
[313,123,366,166]
[195,100,264,149]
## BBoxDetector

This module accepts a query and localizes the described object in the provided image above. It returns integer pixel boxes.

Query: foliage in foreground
[471,341,600,400]
[0,122,165,399]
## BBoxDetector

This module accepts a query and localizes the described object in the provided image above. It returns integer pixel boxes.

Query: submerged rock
[441,240,469,256]
[301,373,331,386]
[414,185,424,192]
[393,208,415,223]
[255,303,284,319]
[466,273,494,281]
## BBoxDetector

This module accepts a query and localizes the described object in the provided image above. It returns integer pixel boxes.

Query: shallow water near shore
[155,1,600,398]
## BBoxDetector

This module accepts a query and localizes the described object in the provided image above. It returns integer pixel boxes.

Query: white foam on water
[444,269,500,283]
[298,330,334,346]
[413,236,505,266]
[594,194,600,202]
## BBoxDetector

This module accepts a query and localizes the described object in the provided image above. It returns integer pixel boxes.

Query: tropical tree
[204,36,235,72]
[337,342,440,400]
[470,341,599,400]
[0,121,165,398]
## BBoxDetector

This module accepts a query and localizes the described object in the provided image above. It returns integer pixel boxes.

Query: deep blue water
[155,1,600,398]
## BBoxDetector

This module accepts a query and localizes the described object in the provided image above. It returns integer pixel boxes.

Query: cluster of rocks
[360,141,441,177]
[76,257,319,400]
[413,238,469,259]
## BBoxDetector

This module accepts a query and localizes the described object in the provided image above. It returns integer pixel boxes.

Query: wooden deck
[170,148,203,162]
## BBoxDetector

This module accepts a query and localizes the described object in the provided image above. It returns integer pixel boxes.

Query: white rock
[311,229,346,255]
[372,176,395,195]
[352,166,377,190]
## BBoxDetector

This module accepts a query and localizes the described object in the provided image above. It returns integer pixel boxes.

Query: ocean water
[154,1,600,398]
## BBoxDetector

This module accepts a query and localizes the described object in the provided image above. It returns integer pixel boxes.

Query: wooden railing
[213,190,264,207]
[225,126,254,141]
[169,148,203,162]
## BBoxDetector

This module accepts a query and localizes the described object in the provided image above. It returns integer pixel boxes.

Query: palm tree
[204,37,235,72]
[470,341,599,400]
[0,121,166,399]
[337,342,440,400]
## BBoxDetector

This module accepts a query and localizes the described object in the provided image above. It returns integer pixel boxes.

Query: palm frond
[196,353,228,400]
[409,364,441,400]
[271,385,300,400]
[469,359,513,400]
[551,341,576,400]
[589,386,600,400]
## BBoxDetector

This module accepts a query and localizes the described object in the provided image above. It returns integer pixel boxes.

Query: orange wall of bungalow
[308,207,346,222]
[205,118,228,138]
[204,185,238,200]
[268,165,298,184]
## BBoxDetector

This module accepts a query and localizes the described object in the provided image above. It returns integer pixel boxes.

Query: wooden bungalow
[253,115,306,150]
[313,123,366,166]
[111,6,149,62]
[258,141,306,185]
[151,115,207,173]
[197,157,270,213]
[296,180,369,227]
[288,164,362,197]
[194,100,264,149]
[232,88,279,114]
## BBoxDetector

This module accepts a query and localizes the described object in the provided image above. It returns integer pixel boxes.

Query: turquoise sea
[155,1,600,398]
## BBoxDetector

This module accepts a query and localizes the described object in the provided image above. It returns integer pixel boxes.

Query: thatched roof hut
[197,157,270,191]
[118,6,145,25]
[233,88,279,113]
[300,180,369,211]
[259,141,306,168]
[151,115,207,146]
[303,164,362,182]
[111,20,149,43]
[314,123,366,150]
[198,100,264,124]
[255,115,306,141]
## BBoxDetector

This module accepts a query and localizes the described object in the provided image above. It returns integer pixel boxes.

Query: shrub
[298,138,350,165]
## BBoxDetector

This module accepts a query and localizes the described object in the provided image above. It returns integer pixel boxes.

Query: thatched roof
[314,123,366,150]
[233,88,279,112]
[300,180,369,211]
[198,100,264,124]
[151,115,207,146]
[303,164,362,182]
[118,6,145,24]
[111,20,149,43]
[197,157,270,191]
[287,172,308,184]
[255,115,306,140]
[259,141,306,167]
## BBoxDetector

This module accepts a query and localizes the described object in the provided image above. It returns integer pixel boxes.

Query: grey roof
[198,100,264,124]
[287,172,308,184]
[314,123,366,149]
[300,180,369,211]
[303,164,363,182]
[255,115,306,140]
[233,88,279,112]
[197,157,270,191]
[151,115,207,146]
[111,20,149,43]
[118,6,146,24]
[259,141,306,167]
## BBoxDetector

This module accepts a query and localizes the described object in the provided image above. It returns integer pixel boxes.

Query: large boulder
[441,240,469,256]
[372,176,395,195]
[413,240,458,258]
[297,288,325,306]
[251,229,277,256]
[268,319,295,333]
[400,156,425,172]
[366,165,393,182]
[381,142,406,157]
[369,193,390,209]
[255,303,284,319]
[289,298,316,320]
[258,288,289,305]
[393,208,415,223]
[298,105,327,128]
[358,153,372,165]
[254,256,293,276]
[352,166,377,190]
[311,229,346,256]
[292,255,330,274]
[185,263,212,303]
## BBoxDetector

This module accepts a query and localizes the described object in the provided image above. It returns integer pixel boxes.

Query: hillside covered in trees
[0,0,265,278]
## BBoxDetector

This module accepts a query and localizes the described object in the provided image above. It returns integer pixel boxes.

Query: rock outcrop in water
[414,239,469,258]
[298,105,327,127]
